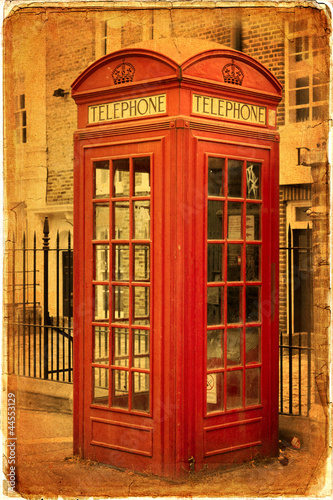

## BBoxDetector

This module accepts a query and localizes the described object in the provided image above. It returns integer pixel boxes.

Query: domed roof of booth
[72,37,282,97]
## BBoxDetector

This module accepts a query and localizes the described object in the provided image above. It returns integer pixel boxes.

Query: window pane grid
[92,155,151,414]
[287,30,328,123]
[206,156,262,415]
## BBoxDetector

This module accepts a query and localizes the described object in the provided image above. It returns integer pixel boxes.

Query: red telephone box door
[191,138,279,468]
[78,136,174,475]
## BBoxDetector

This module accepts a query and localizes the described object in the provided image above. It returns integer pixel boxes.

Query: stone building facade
[3,0,331,461]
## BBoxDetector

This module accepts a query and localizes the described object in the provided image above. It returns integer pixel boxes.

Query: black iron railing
[7,217,73,382]
[279,224,312,416]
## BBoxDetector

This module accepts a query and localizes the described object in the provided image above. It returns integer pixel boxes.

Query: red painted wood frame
[72,48,282,478]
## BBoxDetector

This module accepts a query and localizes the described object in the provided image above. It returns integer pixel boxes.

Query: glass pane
[228,159,243,198]
[246,327,261,364]
[132,373,150,413]
[94,245,109,281]
[208,157,224,196]
[227,370,242,409]
[227,328,242,366]
[296,88,309,106]
[246,204,261,241]
[92,367,109,406]
[133,286,150,325]
[94,204,109,240]
[133,329,150,368]
[113,158,129,197]
[93,326,109,363]
[134,245,150,281]
[246,368,261,406]
[112,244,129,281]
[133,157,150,196]
[228,202,242,240]
[296,107,309,122]
[113,286,129,323]
[207,329,223,369]
[207,372,223,413]
[246,245,260,281]
[112,369,129,409]
[207,286,223,325]
[112,328,129,367]
[227,286,242,324]
[94,285,109,321]
[94,160,109,198]
[246,286,260,323]
[114,202,129,240]
[207,244,223,282]
[246,162,261,200]
[134,201,150,239]
[227,244,242,282]
[208,201,223,240]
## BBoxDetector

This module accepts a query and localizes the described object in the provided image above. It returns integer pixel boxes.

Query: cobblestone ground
[5,406,331,499]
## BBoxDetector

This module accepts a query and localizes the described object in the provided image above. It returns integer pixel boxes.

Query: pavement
[1,404,331,499]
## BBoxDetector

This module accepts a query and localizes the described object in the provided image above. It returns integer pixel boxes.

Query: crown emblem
[222,59,244,85]
[112,59,135,85]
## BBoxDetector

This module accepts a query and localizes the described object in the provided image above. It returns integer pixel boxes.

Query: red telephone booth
[71,46,282,477]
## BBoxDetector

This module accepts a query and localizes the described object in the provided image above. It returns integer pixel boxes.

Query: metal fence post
[43,217,50,379]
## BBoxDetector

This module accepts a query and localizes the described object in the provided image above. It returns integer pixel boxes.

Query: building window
[287,21,328,124]
[15,94,27,143]
[63,250,73,318]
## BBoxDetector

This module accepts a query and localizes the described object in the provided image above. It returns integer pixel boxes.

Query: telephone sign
[72,46,282,478]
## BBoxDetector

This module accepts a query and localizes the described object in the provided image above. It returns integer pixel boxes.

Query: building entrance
[72,46,282,477]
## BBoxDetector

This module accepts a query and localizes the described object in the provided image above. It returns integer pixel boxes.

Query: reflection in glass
[94,160,109,198]
[246,245,260,281]
[114,202,129,240]
[112,369,129,409]
[113,286,129,323]
[227,328,242,365]
[94,244,109,281]
[207,372,223,413]
[227,244,242,281]
[94,204,109,240]
[207,330,223,369]
[246,162,261,199]
[246,204,261,241]
[94,285,109,321]
[246,286,260,322]
[132,373,150,412]
[207,287,223,325]
[227,286,242,324]
[228,202,242,240]
[246,327,260,364]
[207,244,223,282]
[246,368,261,406]
[227,370,243,409]
[133,329,150,368]
[208,157,224,196]
[228,159,243,198]
[113,244,129,281]
[112,328,129,367]
[134,245,150,281]
[133,157,150,196]
[208,200,223,239]
[134,201,150,239]
[133,286,150,325]
[93,326,109,363]
[113,158,129,197]
[92,367,109,406]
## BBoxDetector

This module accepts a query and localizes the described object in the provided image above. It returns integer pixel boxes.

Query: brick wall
[45,10,96,205]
